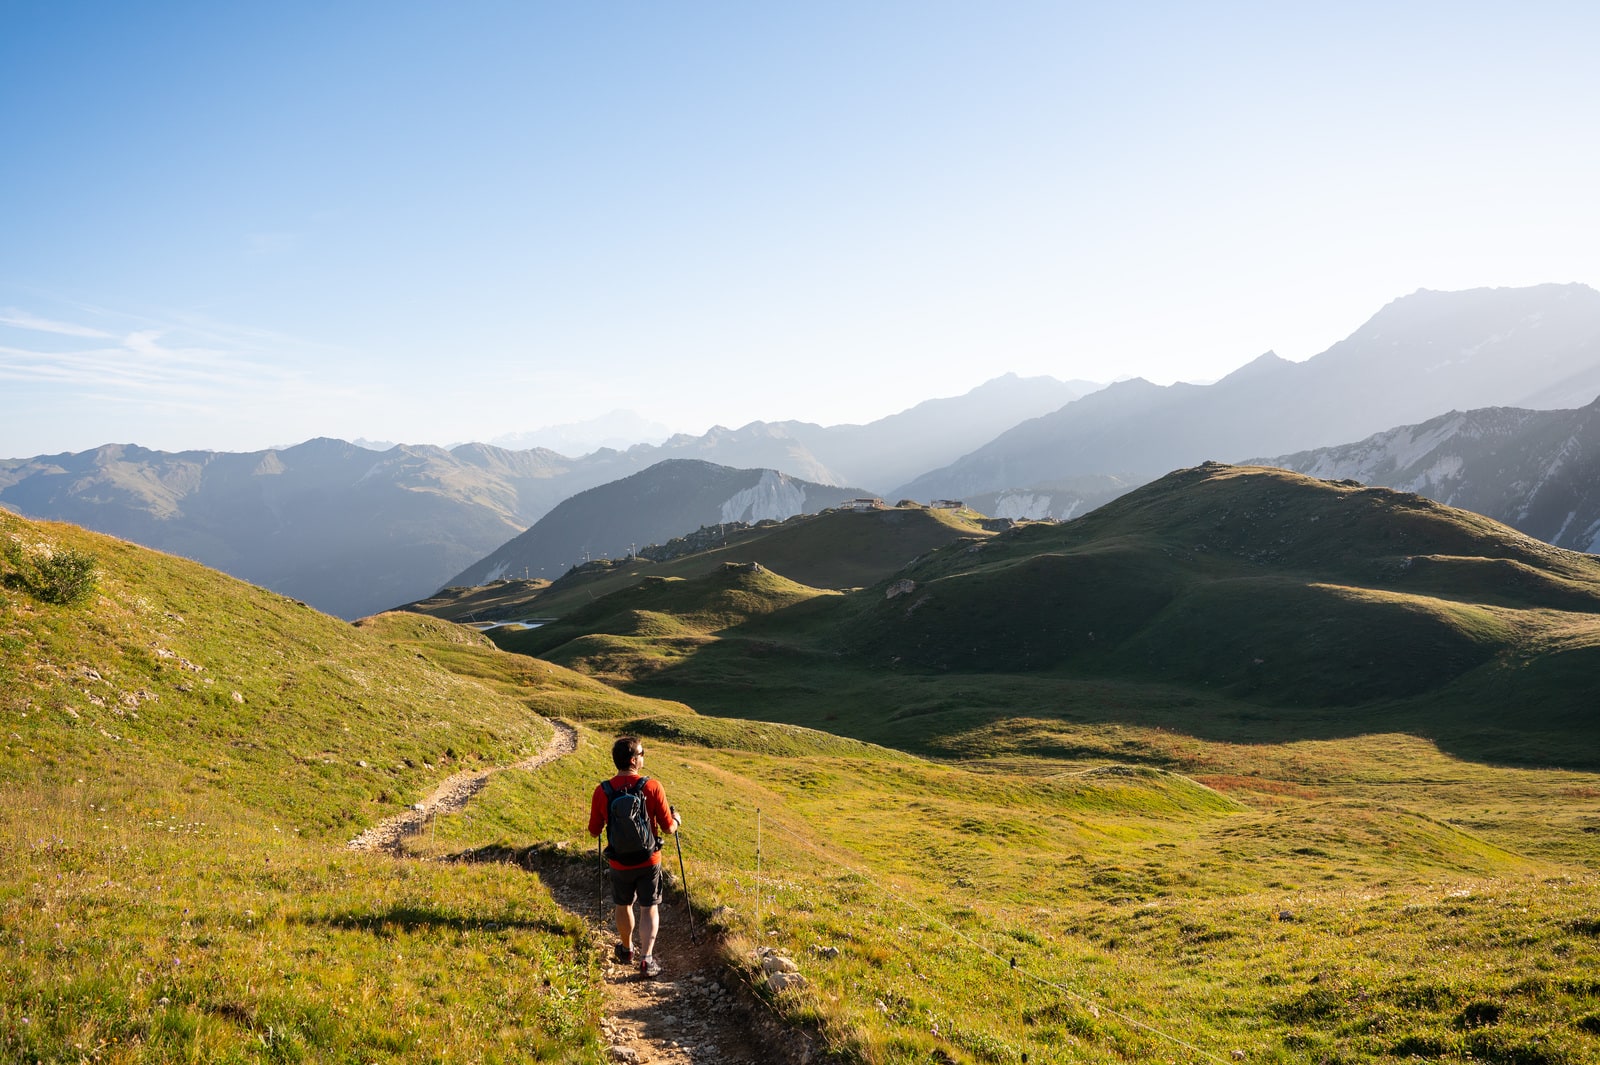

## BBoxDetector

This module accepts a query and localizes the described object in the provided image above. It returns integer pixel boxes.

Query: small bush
[2,538,100,606]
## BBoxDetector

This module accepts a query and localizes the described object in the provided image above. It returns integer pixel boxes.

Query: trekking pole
[597,836,606,931]
[673,824,697,943]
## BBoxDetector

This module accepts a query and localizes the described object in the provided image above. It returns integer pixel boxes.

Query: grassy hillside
[413,712,1600,1065]
[408,504,992,622]
[0,508,689,1063]
[510,465,1600,763]
[8,488,1600,1064]
[399,577,552,622]
[837,464,1600,687]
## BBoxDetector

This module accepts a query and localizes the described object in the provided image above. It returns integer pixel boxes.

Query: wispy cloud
[0,308,115,338]
[0,308,360,408]
[0,297,388,454]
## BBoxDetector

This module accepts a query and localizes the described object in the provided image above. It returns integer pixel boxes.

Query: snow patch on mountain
[988,492,1092,520]
[720,470,808,523]
[1553,510,1579,544]
[1409,454,1465,492]
[989,492,1055,520]
[1584,517,1600,554]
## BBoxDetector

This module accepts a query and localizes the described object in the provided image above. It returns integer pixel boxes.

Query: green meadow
[7,465,1600,1062]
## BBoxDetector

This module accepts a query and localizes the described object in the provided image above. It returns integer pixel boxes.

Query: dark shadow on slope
[304,903,572,938]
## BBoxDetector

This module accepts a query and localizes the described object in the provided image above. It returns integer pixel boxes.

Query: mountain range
[0,375,1081,617]
[442,459,871,587]
[1259,397,1600,553]
[7,283,1600,619]
[896,283,1600,502]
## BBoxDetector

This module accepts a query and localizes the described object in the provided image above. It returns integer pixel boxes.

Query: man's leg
[615,904,635,951]
[637,904,660,959]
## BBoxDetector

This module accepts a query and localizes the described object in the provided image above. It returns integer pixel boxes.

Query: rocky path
[347,718,791,1064]
[535,857,773,1065]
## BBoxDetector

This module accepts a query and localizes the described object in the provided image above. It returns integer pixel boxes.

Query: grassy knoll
[399,578,552,623]
[0,509,687,1063]
[406,504,991,622]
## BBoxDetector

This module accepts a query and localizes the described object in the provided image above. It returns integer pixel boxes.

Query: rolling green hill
[408,502,993,622]
[506,464,1600,765]
[838,463,1600,700]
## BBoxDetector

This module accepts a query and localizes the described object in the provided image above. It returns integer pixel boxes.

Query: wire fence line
[690,806,1233,1065]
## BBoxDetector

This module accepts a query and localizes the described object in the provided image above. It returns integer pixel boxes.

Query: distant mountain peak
[1218,350,1293,384]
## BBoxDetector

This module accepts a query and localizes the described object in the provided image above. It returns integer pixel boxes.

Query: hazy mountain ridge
[444,458,871,587]
[0,375,1089,616]
[896,283,1600,501]
[761,373,1100,491]
[10,284,1600,620]
[491,409,674,454]
[0,438,552,619]
[1259,396,1600,552]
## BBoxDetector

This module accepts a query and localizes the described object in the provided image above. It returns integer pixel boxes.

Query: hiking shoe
[639,955,662,979]
[613,942,633,965]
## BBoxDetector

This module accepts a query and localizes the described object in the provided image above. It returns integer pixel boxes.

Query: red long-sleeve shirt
[588,773,674,870]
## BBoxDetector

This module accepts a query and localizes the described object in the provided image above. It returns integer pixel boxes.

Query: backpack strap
[600,780,618,801]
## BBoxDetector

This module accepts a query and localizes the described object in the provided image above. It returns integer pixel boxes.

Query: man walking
[589,735,680,978]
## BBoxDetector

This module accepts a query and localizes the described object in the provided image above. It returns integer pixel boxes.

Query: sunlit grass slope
[399,577,551,622]
[411,504,992,622]
[0,509,685,1063]
[529,562,829,641]
[417,717,1600,1065]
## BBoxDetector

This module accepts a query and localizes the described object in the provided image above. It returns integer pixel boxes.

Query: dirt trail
[535,857,773,1065]
[348,719,795,1064]
[346,721,579,852]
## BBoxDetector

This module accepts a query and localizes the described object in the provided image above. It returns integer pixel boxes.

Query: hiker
[589,735,680,978]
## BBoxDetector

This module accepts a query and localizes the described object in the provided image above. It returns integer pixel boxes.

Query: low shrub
[2,537,100,605]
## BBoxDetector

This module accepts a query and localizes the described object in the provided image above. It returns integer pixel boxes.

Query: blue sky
[3,1,1598,456]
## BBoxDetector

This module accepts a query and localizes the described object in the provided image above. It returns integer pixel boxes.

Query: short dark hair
[612,736,642,772]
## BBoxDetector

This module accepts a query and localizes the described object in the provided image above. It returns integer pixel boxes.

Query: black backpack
[601,777,658,863]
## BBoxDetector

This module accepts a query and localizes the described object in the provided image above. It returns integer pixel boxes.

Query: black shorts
[611,862,663,907]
